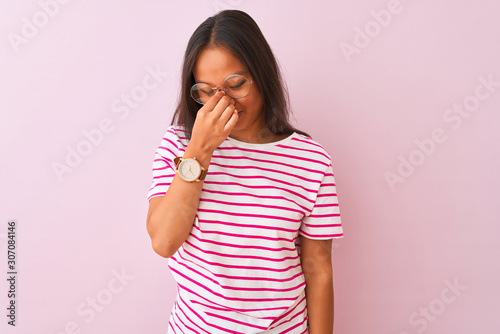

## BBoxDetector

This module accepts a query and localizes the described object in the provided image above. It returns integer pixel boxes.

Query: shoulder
[290,133,333,166]
[164,124,187,138]
[154,124,189,155]
[159,124,190,145]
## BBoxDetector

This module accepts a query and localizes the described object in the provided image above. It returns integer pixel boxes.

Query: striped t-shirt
[148,124,343,334]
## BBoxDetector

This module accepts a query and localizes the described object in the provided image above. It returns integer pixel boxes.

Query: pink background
[1,0,499,333]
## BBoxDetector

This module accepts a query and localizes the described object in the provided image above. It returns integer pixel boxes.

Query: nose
[214,86,235,104]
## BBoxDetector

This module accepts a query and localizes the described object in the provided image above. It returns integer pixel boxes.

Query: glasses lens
[223,75,251,99]
[191,83,214,104]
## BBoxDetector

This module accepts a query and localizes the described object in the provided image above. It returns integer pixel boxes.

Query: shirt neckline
[226,132,297,148]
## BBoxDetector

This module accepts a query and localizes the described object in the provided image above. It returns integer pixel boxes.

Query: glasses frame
[190,74,254,105]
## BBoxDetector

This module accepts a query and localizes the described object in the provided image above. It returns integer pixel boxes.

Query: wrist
[184,142,213,170]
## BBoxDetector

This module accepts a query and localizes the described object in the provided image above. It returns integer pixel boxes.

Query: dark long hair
[170,9,311,140]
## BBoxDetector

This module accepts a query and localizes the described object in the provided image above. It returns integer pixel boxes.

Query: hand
[190,90,239,153]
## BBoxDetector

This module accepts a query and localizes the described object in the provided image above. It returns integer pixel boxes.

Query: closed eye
[200,89,214,95]
[230,79,246,89]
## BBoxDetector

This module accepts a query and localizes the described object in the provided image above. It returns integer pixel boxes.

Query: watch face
[179,159,201,181]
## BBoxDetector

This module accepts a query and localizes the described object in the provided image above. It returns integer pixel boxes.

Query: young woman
[146,10,343,334]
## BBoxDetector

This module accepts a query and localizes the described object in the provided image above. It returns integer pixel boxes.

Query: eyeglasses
[191,74,253,105]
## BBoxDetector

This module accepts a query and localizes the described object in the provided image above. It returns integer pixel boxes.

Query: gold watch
[174,157,207,182]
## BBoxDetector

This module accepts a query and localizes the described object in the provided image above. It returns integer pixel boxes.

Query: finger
[223,108,239,133]
[219,103,236,124]
[212,95,234,116]
[202,90,226,112]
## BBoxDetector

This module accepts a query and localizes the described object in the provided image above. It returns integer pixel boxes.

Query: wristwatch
[174,157,207,182]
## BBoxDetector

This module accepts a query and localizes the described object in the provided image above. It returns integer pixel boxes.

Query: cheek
[247,92,263,111]
[235,97,253,112]
[235,88,263,112]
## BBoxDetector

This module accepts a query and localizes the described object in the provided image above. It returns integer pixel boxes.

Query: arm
[299,235,335,334]
[146,142,212,258]
[146,91,239,258]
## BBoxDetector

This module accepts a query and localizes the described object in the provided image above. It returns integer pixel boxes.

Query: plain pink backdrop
[1,0,499,333]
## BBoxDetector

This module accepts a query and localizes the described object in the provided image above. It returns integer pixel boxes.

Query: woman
[146,10,343,334]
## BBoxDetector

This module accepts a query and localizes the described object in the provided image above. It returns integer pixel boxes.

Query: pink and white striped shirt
[148,124,343,334]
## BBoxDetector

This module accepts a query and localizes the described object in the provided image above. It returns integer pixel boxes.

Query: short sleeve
[299,161,343,239]
[147,126,183,201]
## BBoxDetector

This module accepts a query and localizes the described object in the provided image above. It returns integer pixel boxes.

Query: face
[193,46,266,142]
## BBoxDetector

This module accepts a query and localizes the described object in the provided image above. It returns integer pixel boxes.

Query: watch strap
[174,156,182,168]
[199,167,207,181]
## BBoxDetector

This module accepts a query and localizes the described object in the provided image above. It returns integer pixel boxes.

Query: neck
[229,129,289,144]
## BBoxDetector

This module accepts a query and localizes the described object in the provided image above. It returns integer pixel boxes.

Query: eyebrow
[195,71,249,85]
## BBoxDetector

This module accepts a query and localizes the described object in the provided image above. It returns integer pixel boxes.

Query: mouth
[238,110,243,115]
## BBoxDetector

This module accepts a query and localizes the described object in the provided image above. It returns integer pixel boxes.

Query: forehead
[193,47,248,85]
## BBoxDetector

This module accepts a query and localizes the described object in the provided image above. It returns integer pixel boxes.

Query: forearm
[304,271,334,334]
[148,142,213,257]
